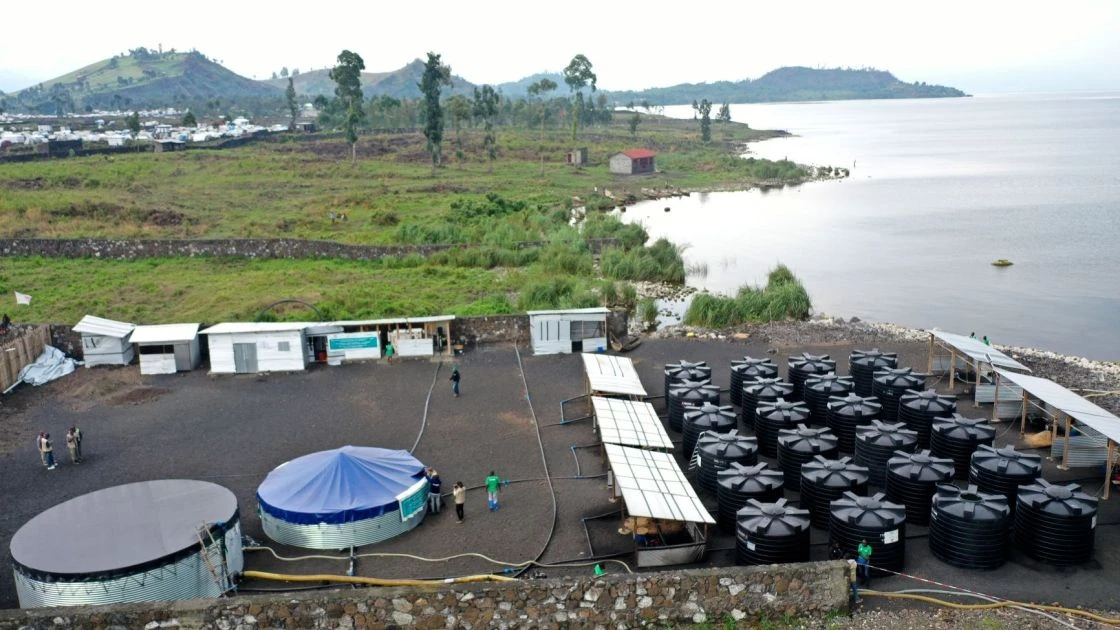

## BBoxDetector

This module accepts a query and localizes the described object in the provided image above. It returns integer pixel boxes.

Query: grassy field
[0,116,813,323]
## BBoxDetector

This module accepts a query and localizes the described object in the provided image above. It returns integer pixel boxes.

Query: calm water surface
[623,93,1120,360]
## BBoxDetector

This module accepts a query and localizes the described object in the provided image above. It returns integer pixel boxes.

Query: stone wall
[0,562,850,629]
[0,238,619,262]
[453,315,530,346]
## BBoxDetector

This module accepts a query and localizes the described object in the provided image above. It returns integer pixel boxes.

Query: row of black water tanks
[668,357,1098,572]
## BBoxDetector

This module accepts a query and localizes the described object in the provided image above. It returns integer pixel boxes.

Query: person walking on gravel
[486,471,502,511]
[453,481,466,523]
[450,366,461,398]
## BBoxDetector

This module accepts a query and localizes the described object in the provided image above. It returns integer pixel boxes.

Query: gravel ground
[2,323,1120,624]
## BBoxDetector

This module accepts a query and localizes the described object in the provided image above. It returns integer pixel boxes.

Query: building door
[173,343,191,371]
[232,342,258,373]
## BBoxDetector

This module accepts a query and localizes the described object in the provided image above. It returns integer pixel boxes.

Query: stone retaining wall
[453,315,530,346]
[0,562,849,629]
[0,238,618,262]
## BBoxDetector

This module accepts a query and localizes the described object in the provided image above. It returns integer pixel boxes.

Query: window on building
[277,341,291,352]
[570,320,604,341]
[138,344,174,355]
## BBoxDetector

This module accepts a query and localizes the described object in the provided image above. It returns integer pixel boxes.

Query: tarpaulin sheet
[16,346,77,388]
[257,445,427,525]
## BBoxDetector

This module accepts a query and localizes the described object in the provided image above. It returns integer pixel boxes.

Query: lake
[621,93,1120,360]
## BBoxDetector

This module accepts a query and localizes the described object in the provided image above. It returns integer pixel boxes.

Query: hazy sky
[2,0,1119,94]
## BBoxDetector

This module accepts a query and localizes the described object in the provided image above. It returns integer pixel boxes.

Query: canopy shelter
[592,397,674,450]
[603,442,713,567]
[994,368,1120,498]
[926,329,1031,407]
[581,353,647,398]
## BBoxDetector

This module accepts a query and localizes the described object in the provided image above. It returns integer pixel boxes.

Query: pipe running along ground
[862,590,1120,625]
[242,570,516,587]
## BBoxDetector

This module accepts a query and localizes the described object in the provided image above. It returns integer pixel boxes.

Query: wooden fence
[0,325,50,393]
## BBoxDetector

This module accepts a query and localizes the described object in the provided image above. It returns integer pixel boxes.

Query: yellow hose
[242,570,517,587]
[863,590,1120,625]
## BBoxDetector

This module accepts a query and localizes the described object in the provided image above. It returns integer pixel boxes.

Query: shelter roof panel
[592,397,674,449]
[200,322,311,335]
[604,443,714,524]
[582,353,647,397]
[929,329,1030,372]
[72,315,135,338]
[527,308,610,317]
[129,324,201,344]
[995,368,1120,442]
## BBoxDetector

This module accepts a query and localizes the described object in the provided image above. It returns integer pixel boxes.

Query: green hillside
[9,48,282,114]
[261,68,391,99]
[260,59,478,100]
[605,67,967,105]
[494,72,566,98]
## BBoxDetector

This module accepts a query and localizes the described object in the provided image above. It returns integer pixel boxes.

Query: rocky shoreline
[649,314,1120,416]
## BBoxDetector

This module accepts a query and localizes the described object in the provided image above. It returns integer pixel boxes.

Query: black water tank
[804,373,854,426]
[668,380,719,432]
[736,498,812,566]
[664,360,711,397]
[729,357,778,407]
[855,421,919,487]
[850,349,899,397]
[788,353,836,401]
[969,445,1042,514]
[742,378,795,431]
[697,431,759,495]
[931,415,995,479]
[885,450,955,525]
[872,368,927,422]
[682,403,737,461]
[777,424,839,489]
[717,462,785,532]
[799,456,870,529]
[929,484,1010,570]
[898,389,957,449]
[828,394,883,454]
[830,492,907,576]
[755,399,811,458]
[1014,480,1098,566]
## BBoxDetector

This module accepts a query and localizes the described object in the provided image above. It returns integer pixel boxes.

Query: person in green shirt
[856,539,872,587]
[486,471,502,511]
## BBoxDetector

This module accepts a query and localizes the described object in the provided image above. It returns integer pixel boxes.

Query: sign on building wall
[328,333,381,360]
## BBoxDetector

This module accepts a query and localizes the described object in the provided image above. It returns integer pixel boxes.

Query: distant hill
[261,59,478,100]
[494,72,566,99]
[9,49,282,114]
[605,67,967,105]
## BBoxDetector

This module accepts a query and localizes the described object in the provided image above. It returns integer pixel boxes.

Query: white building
[527,308,609,355]
[73,316,136,367]
[200,323,309,374]
[130,324,202,375]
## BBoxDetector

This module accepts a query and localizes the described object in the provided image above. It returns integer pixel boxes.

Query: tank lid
[698,431,758,457]
[1016,479,1098,516]
[744,378,795,399]
[856,420,919,446]
[933,484,1009,520]
[931,414,996,440]
[828,394,883,416]
[718,462,784,491]
[850,349,899,367]
[801,456,870,487]
[778,425,839,453]
[669,380,720,398]
[731,356,778,370]
[899,389,958,413]
[805,373,855,395]
[789,353,837,373]
[887,450,955,481]
[830,491,907,527]
[683,404,737,428]
[757,399,811,422]
[873,367,927,388]
[736,498,811,536]
[971,445,1042,476]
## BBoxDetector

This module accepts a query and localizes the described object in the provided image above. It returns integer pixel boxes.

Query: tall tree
[472,85,500,173]
[698,99,713,142]
[527,78,557,174]
[628,112,641,137]
[181,111,197,127]
[285,77,299,130]
[419,52,452,173]
[445,95,472,168]
[562,54,597,141]
[125,111,141,134]
[716,102,731,123]
[329,50,365,164]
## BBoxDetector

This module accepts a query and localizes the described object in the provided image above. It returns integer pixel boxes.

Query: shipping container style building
[200,322,308,374]
[130,323,201,375]
[72,315,136,367]
[528,308,609,355]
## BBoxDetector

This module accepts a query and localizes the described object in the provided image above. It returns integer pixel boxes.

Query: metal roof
[10,480,237,576]
[604,443,714,524]
[929,329,1031,372]
[329,315,455,327]
[994,368,1120,443]
[129,323,200,344]
[592,397,674,450]
[621,149,656,159]
[582,353,648,397]
[72,315,135,338]
[527,307,610,317]
[200,322,310,335]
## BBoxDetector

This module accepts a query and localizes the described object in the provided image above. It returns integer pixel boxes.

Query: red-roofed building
[609,149,657,175]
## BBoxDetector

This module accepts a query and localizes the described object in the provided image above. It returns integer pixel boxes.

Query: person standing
[856,538,873,587]
[40,433,57,470]
[385,341,395,364]
[486,470,502,511]
[35,432,47,467]
[982,335,991,346]
[453,481,466,523]
[449,366,461,398]
[72,426,83,462]
[65,427,81,464]
[427,469,443,514]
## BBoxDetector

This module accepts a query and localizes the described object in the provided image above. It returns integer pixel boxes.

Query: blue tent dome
[257,446,427,525]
